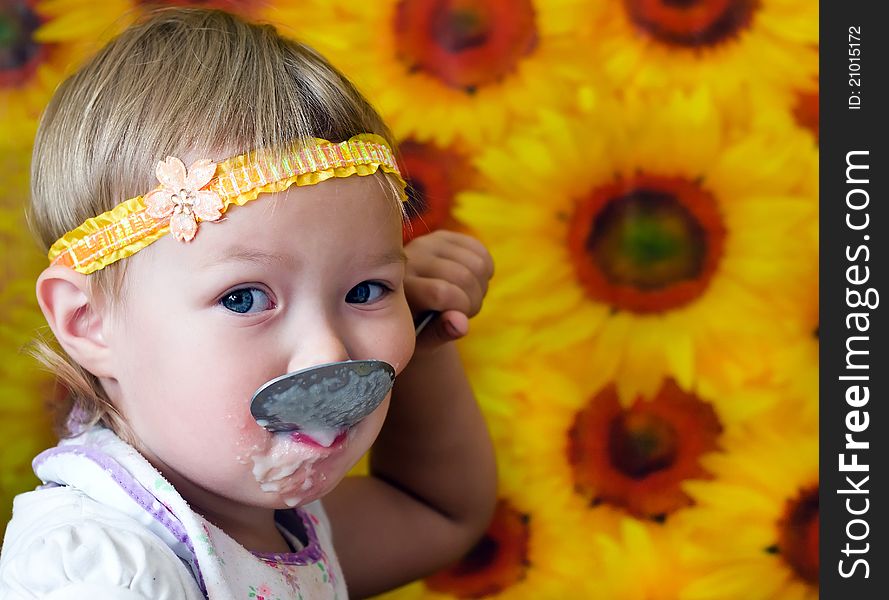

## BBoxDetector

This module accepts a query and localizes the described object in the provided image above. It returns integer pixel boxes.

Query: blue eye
[220,288,274,314]
[346,281,390,304]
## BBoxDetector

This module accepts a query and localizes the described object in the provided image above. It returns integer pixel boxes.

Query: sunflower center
[0,1,45,87]
[406,179,429,214]
[568,379,722,518]
[426,499,531,597]
[568,174,725,314]
[453,535,499,574]
[394,0,538,91]
[624,0,758,48]
[590,190,706,289]
[777,485,819,585]
[793,90,819,141]
[609,413,679,479]
[399,139,468,242]
[433,5,490,52]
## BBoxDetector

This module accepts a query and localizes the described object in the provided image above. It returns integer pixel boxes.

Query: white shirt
[0,426,347,599]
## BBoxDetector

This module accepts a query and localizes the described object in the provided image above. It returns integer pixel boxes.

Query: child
[0,7,496,600]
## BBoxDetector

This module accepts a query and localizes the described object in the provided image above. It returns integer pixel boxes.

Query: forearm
[370,341,497,536]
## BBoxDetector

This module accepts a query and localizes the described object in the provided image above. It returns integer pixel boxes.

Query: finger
[404,229,495,280]
[424,229,489,254]
[417,310,469,346]
[424,256,485,315]
[427,230,485,254]
[442,232,494,280]
[404,276,473,316]
[428,245,494,298]
[439,310,470,339]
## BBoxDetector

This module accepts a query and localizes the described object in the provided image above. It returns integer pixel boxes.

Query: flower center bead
[568,174,726,314]
[568,379,722,519]
[394,0,538,91]
[0,0,47,87]
[776,485,819,585]
[426,499,531,596]
[623,0,758,48]
[173,189,195,212]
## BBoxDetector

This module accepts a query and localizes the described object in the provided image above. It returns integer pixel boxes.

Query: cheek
[357,394,390,441]
[230,418,278,460]
[112,314,270,425]
[387,309,417,376]
[394,343,416,377]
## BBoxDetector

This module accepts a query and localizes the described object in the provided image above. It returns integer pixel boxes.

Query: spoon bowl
[251,360,396,433]
[250,310,438,434]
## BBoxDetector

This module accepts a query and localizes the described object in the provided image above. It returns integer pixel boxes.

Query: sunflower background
[0,1,818,598]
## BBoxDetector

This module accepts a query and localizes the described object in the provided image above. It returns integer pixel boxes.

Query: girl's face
[103,176,415,513]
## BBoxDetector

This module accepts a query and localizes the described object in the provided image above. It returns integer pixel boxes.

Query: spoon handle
[413,310,438,335]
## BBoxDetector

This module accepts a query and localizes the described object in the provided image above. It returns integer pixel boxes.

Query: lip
[289,429,348,449]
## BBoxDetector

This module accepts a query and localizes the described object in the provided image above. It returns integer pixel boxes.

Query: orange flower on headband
[145,156,224,242]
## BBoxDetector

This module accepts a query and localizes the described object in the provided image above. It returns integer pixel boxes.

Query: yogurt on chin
[245,428,350,507]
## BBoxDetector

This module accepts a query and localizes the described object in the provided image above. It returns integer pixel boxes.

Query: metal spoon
[250,310,438,434]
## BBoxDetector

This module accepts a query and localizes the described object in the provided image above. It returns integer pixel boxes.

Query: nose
[286,315,352,374]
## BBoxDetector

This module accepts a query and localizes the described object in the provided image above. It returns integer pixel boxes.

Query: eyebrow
[364,249,408,266]
[202,247,407,268]
[202,247,298,269]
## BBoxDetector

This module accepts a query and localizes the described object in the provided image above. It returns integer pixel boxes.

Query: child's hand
[403,230,494,351]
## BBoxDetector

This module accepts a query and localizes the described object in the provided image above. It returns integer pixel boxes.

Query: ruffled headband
[48,133,406,275]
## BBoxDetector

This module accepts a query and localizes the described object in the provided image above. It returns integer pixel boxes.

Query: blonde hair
[28,7,406,440]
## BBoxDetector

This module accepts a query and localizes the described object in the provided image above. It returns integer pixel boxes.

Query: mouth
[289,428,348,449]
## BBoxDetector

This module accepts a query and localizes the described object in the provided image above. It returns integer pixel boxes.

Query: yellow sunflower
[0,402,56,542]
[719,73,819,164]
[504,363,715,595]
[698,283,817,411]
[791,85,819,143]
[509,365,731,527]
[31,0,264,68]
[675,405,818,600]
[265,0,601,148]
[0,149,57,542]
[398,137,479,243]
[10,1,266,151]
[698,197,816,405]
[454,90,818,404]
[0,317,57,541]
[590,516,698,600]
[0,0,125,538]
[585,0,818,101]
[453,311,539,421]
[32,0,133,44]
[376,489,589,600]
[568,378,723,519]
[1,0,99,148]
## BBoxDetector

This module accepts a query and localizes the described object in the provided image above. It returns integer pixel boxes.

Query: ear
[36,265,115,379]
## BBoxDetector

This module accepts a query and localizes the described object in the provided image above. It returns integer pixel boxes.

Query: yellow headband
[48,133,407,275]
